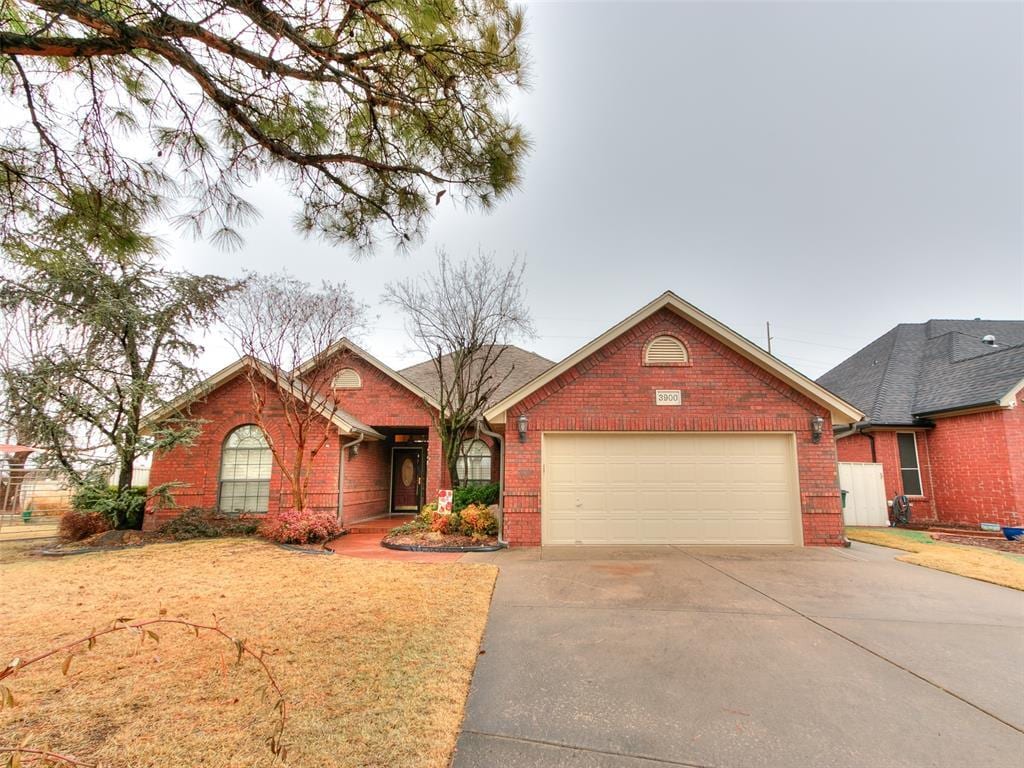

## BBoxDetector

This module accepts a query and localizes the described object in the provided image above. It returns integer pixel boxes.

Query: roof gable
[484,292,863,424]
[294,338,440,408]
[142,356,384,439]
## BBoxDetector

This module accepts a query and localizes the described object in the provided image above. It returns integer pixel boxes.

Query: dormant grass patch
[846,527,1024,591]
[0,539,497,767]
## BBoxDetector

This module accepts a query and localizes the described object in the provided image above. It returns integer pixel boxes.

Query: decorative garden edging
[380,539,506,553]
[38,544,145,557]
[275,542,334,555]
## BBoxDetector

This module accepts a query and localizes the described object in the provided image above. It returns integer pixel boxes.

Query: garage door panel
[543,433,800,546]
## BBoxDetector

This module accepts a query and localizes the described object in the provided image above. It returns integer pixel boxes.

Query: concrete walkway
[326,516,462,563]
[453,543,1024,768]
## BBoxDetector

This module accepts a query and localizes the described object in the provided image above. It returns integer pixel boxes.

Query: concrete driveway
[453,543,1024,768]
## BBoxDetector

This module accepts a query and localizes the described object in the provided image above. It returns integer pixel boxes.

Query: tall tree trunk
[2,450,31,512]
[116,456,134,493]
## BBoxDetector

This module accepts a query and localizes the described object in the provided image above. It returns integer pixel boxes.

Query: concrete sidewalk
[453,543,1024,768]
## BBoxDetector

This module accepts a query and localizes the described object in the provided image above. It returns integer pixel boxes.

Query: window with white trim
[331,368,362,389]
[456,439,491,486]
[644,335,689,365]
[219,425,272,513]
[897,432,922,496]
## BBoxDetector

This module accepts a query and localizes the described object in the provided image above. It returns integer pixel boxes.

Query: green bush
[158,508,260,540]
[72,484,147,530]
[453,482,499,512]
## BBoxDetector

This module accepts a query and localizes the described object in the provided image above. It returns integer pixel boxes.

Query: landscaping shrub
[453,482,499,512]
[430,510,462,535]
[259,510,341,545]
[158,508,260,540]
[59,510,111,542]
[459,504,499,536]
[72,484,147,530]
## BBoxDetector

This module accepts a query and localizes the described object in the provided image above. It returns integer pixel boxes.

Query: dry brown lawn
[846,527,1024,591]
[0,539,498,767]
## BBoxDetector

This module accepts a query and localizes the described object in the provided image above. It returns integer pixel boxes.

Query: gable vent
[644,335,689,365]
[330,368,362,389]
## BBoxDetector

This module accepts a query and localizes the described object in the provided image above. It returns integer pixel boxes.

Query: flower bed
[381,502,501,552]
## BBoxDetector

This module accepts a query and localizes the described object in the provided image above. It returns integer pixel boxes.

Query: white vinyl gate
[838,462,888,527]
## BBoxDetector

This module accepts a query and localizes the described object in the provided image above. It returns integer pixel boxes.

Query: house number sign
[655,390,682,406]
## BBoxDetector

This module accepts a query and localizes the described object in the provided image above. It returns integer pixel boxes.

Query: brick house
[145,292,862,546]
[819,320,1024,528]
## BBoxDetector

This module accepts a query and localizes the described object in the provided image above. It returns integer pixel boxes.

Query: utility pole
[766,321,773,355]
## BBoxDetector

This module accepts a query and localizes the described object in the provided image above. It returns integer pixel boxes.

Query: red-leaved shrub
[430,511,456,535]
[258,510,341,544]
[459,504,498,536]
[59,510,111,541]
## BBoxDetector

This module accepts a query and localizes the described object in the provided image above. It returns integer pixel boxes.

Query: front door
[391,447,423,513]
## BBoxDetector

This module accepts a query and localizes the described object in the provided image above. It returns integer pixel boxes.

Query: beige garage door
[543,433,801,545]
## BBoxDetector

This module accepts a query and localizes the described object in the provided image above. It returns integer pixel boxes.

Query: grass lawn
[0,539,497,767]
[846,527,1024,591]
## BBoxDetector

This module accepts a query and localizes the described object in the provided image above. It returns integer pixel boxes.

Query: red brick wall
[145,352,452,530]
[837,402,1024,527]
[307,350,447,496]
[145,372,343,529]
[341,437,391,523]
[843,431,935,521]
[926,406,1024,527]
[502,309,845,546]
[836,433,874,463]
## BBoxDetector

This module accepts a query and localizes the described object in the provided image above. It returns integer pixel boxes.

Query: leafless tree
[223,272,367,513]
[384,250,533,487]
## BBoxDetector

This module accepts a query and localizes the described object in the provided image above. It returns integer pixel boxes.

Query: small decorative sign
[655,389,682,406]
[437,489,453,515]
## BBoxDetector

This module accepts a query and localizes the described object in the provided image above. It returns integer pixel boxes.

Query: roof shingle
[817,319,1024,424]
[399,345,555,408]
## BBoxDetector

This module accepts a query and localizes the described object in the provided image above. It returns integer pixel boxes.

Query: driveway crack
[460,729,717,767]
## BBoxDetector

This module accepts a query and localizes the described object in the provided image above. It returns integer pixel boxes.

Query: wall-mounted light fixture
[810,415,825,443]
[517,413,529,442]
[349,442,360,458]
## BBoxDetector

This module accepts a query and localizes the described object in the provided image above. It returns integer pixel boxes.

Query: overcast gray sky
[160,1,1024,380]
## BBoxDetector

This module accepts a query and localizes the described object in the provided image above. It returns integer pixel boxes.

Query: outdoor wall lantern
[349,442,360,458]
[517,413,529,442]
[810,415,825,443]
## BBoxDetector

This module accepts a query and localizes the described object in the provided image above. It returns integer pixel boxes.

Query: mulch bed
[382,531,502,552]
[931,532,1024,554]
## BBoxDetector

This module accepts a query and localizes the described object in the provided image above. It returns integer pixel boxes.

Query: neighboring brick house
[819,320,1024,528]
[145,291,862,545]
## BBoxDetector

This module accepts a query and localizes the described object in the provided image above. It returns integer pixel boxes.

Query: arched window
[643,335,689,365]
[219,425,272,513]
[456,439,491,486]
[330,368,362,389]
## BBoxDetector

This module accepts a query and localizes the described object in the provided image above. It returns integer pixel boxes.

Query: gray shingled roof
[817,320,1024,424]
[399,345,555,407]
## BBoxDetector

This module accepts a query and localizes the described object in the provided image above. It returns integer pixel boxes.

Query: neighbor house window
[219,425,272,513]
[331,368,362,389]
[456,439,491,486]
[897,432,922,496]
[644,335,689,365]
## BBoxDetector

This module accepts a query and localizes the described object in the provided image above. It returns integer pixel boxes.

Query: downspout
[838,421,876,462]
[337,433,365,527]
[476,419,508,547]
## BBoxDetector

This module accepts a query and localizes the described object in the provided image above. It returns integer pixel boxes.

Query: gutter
[337,433,366,525]
[836,421,877,462]
[475,419,508,547]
